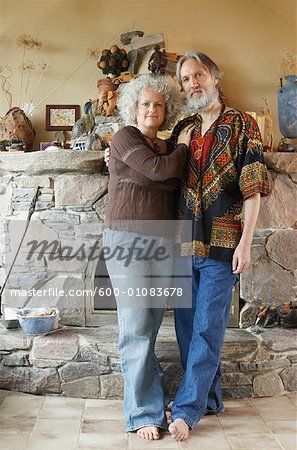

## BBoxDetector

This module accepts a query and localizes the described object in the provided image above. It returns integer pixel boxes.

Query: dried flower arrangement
[0,33,100,116]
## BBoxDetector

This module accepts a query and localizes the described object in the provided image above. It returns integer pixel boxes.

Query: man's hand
[104,147,110,166]
[232,193,261,274]
[232,242,251,273]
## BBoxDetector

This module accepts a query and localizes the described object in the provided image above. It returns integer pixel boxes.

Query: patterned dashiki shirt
[171,108,271,263]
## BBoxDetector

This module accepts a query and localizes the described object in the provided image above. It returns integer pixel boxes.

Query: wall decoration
[46,104,80,131]
[97,45,130,77]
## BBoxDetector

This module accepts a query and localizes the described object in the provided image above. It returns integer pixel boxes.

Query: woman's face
[136,88,166,133]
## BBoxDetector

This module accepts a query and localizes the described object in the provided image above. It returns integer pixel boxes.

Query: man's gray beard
[184,88,219,114]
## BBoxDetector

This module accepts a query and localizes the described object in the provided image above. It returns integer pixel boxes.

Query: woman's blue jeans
[103,228,173,432]
[172,255,237,429]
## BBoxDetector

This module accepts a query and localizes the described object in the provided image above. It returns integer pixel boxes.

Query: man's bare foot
[137,426,160,440]
[169,419,189,441]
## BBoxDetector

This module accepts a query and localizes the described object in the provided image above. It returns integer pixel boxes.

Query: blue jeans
[103,228,173,431]
[172,255,237,429]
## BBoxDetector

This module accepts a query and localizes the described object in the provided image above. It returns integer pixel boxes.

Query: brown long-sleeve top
[105,126,188,233]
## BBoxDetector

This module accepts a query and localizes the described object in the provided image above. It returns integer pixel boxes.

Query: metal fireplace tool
[0,186,41,328]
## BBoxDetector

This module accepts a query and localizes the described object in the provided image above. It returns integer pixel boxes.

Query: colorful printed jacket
[171,108,271,262]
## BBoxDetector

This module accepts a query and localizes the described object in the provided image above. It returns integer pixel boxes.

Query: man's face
[180,58,219,110]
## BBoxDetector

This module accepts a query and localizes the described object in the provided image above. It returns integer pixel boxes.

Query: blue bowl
[17,308,59,336]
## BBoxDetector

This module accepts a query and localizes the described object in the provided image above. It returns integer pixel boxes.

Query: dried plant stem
[31,57,89,113]
[28,70,44,105]
[24,67,33,103]
[18,47,26,106]
[1,74,13,110]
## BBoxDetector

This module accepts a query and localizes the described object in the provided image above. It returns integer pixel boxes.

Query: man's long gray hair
[176,52,225,104]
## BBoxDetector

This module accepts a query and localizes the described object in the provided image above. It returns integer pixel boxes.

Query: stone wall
[0,324,296,399]
[0,150,108,325]
[241,153,297,304]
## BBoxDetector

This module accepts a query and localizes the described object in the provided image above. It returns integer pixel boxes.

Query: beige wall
[0,0,296,147]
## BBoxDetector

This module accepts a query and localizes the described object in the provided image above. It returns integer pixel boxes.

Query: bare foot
[169,419,189,441]
[137,426,160,440]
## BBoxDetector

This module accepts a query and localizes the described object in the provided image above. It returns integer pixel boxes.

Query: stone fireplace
[0,150,296,399]
[0,149,109,326]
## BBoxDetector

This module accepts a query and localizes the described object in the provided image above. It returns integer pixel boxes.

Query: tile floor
[0,390,296,450]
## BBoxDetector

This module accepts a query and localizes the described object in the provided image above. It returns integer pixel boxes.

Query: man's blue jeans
[172,255,237,429]
[103,228,173,432]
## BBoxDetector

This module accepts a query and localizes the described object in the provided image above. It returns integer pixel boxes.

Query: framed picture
[46,104,80,131]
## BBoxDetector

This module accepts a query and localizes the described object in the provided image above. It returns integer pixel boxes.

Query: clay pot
[97,77,117,94]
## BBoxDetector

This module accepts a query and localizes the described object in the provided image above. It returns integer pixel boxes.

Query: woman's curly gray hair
[117,74,183,131]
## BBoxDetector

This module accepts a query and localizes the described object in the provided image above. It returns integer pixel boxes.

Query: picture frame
[45,104,80,131]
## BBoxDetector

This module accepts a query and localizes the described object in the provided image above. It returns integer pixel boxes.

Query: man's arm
[232,193,261,274]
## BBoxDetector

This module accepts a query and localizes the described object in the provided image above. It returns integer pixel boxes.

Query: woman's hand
[104,147,111,166]
[177,123,195,147]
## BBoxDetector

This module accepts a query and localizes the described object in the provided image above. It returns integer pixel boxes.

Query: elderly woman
[103,74,193,440]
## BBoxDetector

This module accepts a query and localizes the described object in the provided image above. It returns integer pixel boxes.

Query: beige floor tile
[39,405,84,419]
[32,417,82,436]
[191,415,222,434]
[128,430,179,448]
[83,400,124,420]
[222,406,260,419]
[251,396,293,408]
[256,407,297,421]
[286,393,297,408]
[224,399,253,408]
[3,391,45,406]
[178,432,231,449]
[226,433,281,449]
[26,433,79,450]
[0,405,42,418]
[274,433,297,450]
[84,398,123,408]
[0,392,44,416]
[0,389,9,404]
[0,417,37,434]
[78,432,128,449]
[81,418,126,434]
[0,433,30,450]
[218,418,270,435]
[0,392,296,449]
[264,420,297,434]
[43,395,85,408]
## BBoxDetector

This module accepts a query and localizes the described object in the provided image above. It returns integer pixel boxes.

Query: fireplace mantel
[0,149,104,175]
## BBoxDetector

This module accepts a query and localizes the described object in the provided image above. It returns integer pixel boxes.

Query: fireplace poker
[0,186,41,328]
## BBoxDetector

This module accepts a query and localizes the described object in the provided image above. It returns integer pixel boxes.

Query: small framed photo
[46,104,80,131]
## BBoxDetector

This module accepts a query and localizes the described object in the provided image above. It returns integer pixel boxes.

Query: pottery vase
[278,75,297,139]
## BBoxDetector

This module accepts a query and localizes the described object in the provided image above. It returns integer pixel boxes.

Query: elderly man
[168,52,270,440]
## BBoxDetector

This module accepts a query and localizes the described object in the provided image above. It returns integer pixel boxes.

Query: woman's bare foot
[169,419,189,441]
[137,426,160,440]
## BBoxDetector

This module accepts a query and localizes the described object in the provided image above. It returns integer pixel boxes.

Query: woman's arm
[111,126,192,181]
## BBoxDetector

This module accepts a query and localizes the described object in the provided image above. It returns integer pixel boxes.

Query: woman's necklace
[143,134,162,153]
[193,103,226,160]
